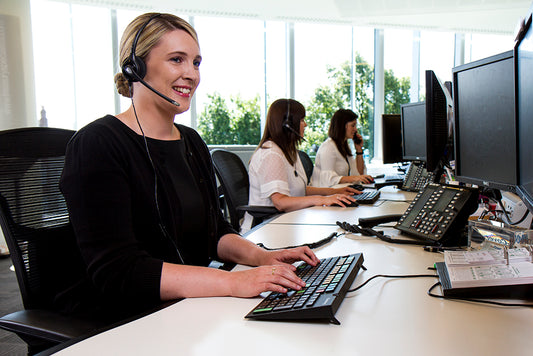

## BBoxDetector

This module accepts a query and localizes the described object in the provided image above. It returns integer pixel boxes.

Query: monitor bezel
[514,11,533,212]
[452,50,517,193]
[425,70,453,173]
[381,114,403,164]
[400,101,426,162]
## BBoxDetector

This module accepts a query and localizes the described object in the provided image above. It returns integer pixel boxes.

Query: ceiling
[60,0,532,35]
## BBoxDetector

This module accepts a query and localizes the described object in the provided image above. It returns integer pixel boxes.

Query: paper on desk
[444,248,532,267]
[447,262,533,288]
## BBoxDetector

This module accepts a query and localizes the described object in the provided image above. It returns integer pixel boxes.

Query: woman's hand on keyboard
[228,264,307,297]
[226,247,319,297]
[322,194,356,207]
[260,246,320,268]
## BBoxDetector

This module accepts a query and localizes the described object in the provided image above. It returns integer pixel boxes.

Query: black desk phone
[395,183,479,246]
[401,161,436,192]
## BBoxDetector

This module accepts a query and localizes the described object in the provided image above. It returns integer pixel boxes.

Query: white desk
[51,190,533,356]
[269,186,415,226]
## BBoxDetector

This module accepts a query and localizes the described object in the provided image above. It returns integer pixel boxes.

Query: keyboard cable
[256,231,344,251]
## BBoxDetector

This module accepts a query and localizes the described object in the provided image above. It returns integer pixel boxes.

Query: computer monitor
[425,70,454,172]
[453,50,517,193]
[400,102,426,161]
[381,114,403,164]
[515,12,533,212]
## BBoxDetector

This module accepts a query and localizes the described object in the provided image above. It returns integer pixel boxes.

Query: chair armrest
[0,310,106,343]
[236,205,280,218]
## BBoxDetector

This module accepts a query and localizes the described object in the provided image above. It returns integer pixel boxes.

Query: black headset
[122,13,161,82]
[122,13,180,106]
[125,13,185,264]
[282,99,304,139]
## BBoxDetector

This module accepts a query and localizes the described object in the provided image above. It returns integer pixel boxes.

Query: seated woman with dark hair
[311,109,374,187]
[242,99,357,233]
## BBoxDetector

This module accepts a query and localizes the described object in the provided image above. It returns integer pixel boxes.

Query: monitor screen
[381,114,403,164]
[516,12,533,212]
[425,70,454,172]
[400,102,426,161]
[453,50,516,192]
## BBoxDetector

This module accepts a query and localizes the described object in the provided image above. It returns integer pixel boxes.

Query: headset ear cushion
[283,113,293,129]
[122,55,146,82]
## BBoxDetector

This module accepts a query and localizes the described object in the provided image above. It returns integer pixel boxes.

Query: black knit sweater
[57,115,236,321]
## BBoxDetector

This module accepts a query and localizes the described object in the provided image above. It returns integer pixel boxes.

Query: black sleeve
[60,122,163,308]
[179,126,238,257]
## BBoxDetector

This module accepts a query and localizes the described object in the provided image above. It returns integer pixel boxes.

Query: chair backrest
[298,150,313,183]
[210,149,250,230]
[0,127,85,310]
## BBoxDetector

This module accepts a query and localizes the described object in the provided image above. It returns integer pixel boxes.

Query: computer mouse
[349,183,364,191]
[332,200,359,208]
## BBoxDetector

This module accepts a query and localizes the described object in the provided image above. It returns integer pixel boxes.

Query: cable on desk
[336,221,430,246]
[427,282,533,308]
[347,274,438,293]
[256,231,344,251]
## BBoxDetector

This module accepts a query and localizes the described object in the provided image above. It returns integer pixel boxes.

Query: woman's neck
[117,106,180,141]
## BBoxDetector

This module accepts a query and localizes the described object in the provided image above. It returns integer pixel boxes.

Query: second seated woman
[242,99,358,233]
[311,109,374,187]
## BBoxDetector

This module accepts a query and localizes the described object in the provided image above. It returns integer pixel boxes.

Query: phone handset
[401,161,436,192]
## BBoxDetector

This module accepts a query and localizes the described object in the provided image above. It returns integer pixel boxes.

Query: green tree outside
[197,53,411,160]
[198,93,261,145]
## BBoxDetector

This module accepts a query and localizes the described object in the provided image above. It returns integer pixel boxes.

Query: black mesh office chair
[0,127,107,354]
[298,150,313,184]
[211,149,280,231]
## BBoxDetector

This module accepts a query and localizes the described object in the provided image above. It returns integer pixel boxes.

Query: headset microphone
[123,66,180,107]
[283,122,306,141]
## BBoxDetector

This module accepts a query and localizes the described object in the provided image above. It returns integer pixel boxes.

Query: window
[466,33,514,63]
[31,0,115,129]
[264,21,288,106]
[419,31,455,96]
[294,23,353,102]
[28,0,517,159]
[384,28,413,113]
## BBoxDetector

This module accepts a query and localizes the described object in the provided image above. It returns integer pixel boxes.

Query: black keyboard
[245,253,364,324]
[354,190,380,204]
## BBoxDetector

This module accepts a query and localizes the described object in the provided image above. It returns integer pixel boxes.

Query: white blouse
[310,137,364,187]
[241,141,307,233]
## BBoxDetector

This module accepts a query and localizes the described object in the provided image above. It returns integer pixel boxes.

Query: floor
[0,255,27,355]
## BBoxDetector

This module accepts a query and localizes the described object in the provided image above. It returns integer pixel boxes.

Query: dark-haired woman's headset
[282,99,305,140]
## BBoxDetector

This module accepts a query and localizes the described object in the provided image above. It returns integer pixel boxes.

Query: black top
[58,115,236,321]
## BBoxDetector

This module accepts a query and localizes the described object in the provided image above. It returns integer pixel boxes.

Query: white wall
[0,0,37,130]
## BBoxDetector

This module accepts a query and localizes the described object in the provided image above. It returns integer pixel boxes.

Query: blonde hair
[114,13,199,98]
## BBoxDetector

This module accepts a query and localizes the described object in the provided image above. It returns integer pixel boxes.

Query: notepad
[444,248,533,267]
[436,248,533,298]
